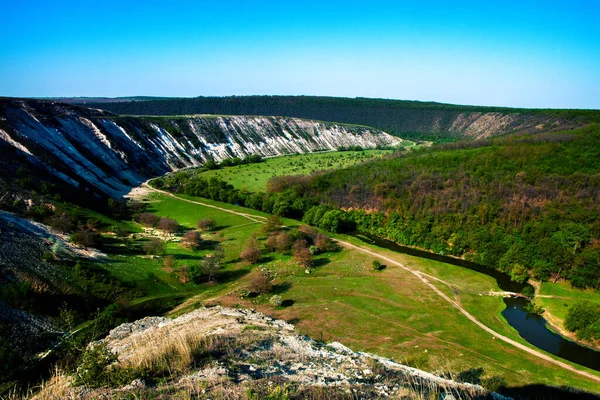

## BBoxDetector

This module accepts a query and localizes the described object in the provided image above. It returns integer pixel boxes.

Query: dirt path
[142,183,600,384]
[143,181,267,223]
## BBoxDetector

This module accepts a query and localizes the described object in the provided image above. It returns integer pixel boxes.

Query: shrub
[565,301,600,337]
[143,238,166,256]
[269,295,283,307]
[241,236,262,264]
[74,343,136,388]
[372,260,386,271]
[275,231,293,253]
[158,217,179,235]
[262,215,282,233]
[315,233,336,252]
[178,265,190,284]
[70,229,99,249]
[182,230,202,250]
[249,272,272,295]
[138,212,160,227]
[265,233,278,252]
[197,217,217,231]
[293,240,313,269]
[163,255,177,273]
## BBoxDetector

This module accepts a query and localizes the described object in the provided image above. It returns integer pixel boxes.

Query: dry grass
[29,368,75,400]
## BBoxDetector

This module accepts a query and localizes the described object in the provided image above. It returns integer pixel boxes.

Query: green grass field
[537,281,600,337]
[99,188,600,393]
[197,150,395,192]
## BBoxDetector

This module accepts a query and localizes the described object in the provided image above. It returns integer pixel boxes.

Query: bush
[182,230,202,250]
[241,236,262,264]
[269,295,283,307]
[74,343,137,388]
[178,265,190,284]
[143,238,166,256]
[158,217,179,235]
[565,301,600,338]
[138,212,160,227]
[262,215,282,233]
[197,217,216,231]
[372,260,386,271]
[293,240,313,269]
[163,255,177,273]
[249,272,272,295]
[70,229,100,249]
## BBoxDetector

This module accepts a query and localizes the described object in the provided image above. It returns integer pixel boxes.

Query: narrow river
[362,235,600,372]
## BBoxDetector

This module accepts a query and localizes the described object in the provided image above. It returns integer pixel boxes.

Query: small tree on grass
[178,265,190,284]
[293,240,313,270]
[158,217,179,236]
[372,260,385,271]
[138,212,160,227]
[182,230,202,250]
[265,233,278,252]
[197,217,217,231]
[143,238,166,256]
[249,272,272,295]
[315,233,336,252]
[269,295,283,307]
[190,245,224,283]
[70,228,100,249]
[163,255,177,273]
[241,235,262,264]
[261,215,282,233]
[275,231,293,253]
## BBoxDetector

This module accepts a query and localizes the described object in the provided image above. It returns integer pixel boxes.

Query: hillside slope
[0,99,401,199]
[34,306,505,399]
[84,96,600,139]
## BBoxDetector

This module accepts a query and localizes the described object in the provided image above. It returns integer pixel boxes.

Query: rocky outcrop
[0,99,402,198]
[38,306,510,399]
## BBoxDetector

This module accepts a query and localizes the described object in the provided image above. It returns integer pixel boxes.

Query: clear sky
[1,0,599,108]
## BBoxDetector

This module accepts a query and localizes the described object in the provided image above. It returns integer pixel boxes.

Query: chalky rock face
[75,306,509,400]
[0,99,402,198]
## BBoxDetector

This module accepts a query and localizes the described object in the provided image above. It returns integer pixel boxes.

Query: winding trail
[143,182,600,384]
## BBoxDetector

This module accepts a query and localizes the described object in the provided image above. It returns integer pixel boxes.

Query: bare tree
[182,230,202,250]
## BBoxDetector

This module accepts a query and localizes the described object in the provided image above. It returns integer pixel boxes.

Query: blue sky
[1,0,599,108]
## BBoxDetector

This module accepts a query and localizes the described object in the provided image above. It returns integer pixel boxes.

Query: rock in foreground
[35,306,509,399]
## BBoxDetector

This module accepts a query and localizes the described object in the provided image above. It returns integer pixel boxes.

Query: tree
[275,231,293,253]
[241,235,262,264]
[143,238,166,256]
[269,295,283,307]
[262,215,283,233]
[182,230,202,250]
[315,233,335,252]
[138,212,160,227]
[197,217,217,231]
[178,265,190,284]
[265,233,278,252]
[372,260,385,271]
[70,228,99,249]
[158,217,179,236]
[190,245,224,282]
[249,272,272,295]
[293,239,313,269]
[163,255,177,273]
[565,301,600,333]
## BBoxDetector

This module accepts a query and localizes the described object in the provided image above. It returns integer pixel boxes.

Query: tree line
[88,96,600,140]
[152,125,600,289]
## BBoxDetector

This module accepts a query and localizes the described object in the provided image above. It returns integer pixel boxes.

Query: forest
[152,125,600,289]
[88,96,600,140]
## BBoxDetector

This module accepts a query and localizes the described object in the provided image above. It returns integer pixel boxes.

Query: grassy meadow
[198,150,395,192]
[95,185,600,393]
